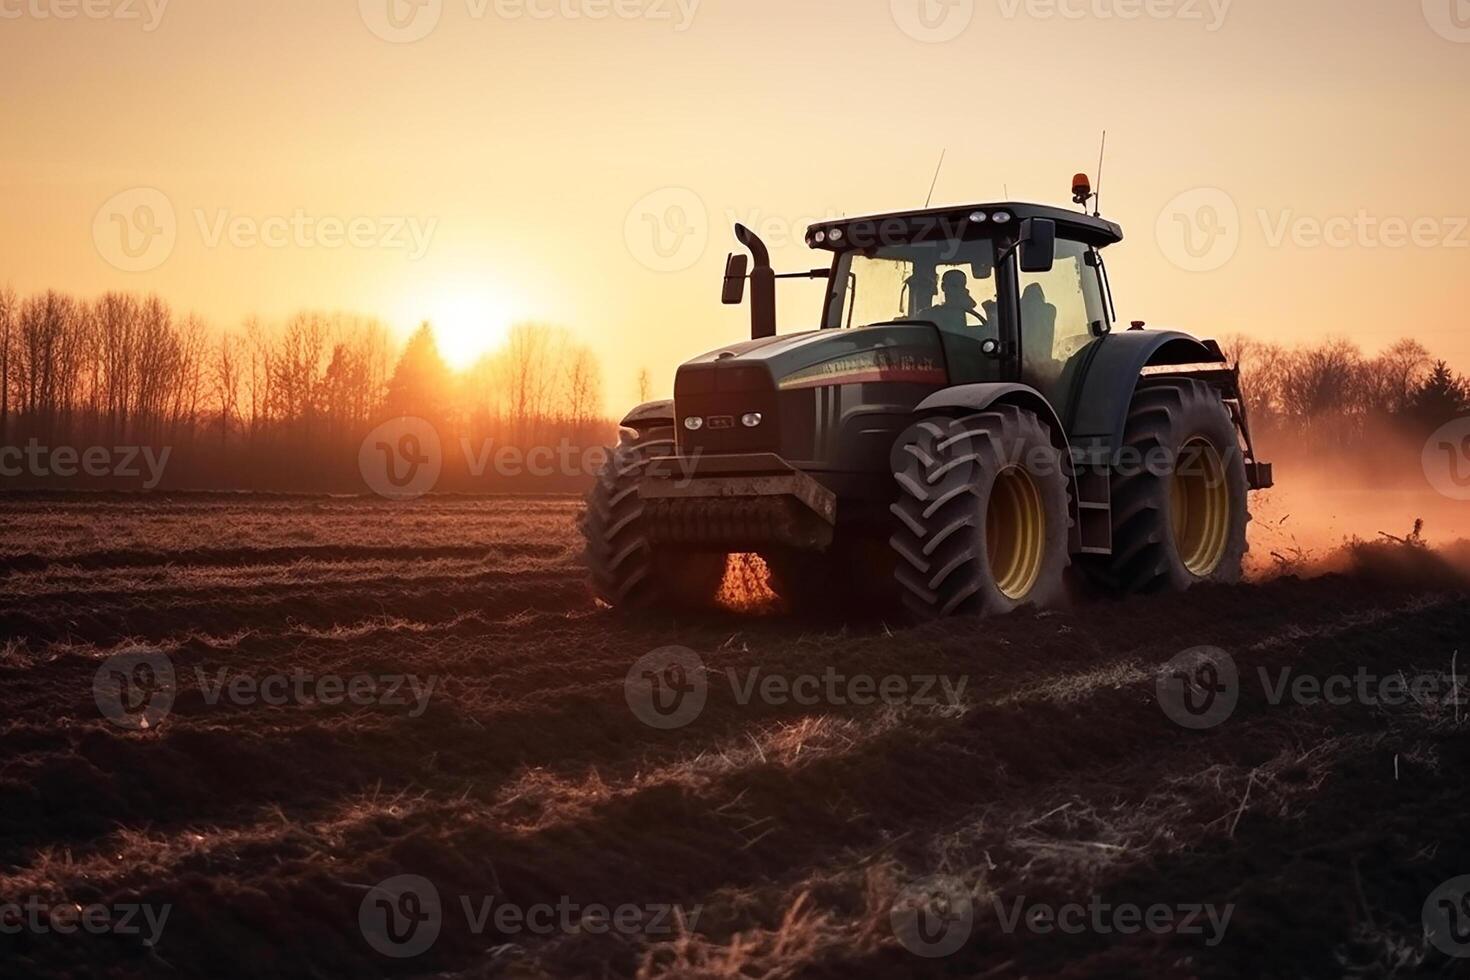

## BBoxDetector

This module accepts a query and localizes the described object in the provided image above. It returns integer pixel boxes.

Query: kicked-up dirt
[1,493,1468,978]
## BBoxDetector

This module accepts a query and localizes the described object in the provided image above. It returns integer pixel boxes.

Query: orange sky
[3,0,1468,410]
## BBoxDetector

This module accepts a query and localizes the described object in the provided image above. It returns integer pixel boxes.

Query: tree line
[1226,335,1469,475]
[0,287,613,491]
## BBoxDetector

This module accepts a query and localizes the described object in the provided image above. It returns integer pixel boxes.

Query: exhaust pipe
[734,223,777,340]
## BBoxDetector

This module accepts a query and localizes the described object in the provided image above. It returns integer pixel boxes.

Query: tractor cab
[800,201,1123,424]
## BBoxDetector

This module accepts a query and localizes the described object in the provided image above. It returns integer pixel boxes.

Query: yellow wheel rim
[986,466,1047,601]
[1171,437,1231,578]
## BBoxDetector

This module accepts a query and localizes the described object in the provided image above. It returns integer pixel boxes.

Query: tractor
[582,176,1272,618]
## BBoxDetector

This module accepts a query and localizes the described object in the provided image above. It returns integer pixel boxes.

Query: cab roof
[806,203,1124,251]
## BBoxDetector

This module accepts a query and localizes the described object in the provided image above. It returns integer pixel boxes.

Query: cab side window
[1019,238,1109,404]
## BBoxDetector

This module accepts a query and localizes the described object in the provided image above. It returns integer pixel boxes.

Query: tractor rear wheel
[580,426,727,611]
[889,406,1072,620]
[1093,379,1248,594]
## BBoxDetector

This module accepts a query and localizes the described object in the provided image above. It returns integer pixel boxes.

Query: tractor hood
[674,325,950,468]
[678,326,948,392]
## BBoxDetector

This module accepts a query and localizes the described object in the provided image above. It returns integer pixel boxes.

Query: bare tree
[214,332,241,444]
[0,286,15,439]
[564,346,604,432]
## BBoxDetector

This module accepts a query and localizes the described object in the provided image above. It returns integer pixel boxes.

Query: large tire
[580,426,727,611]
[1093,379,1249,594]
[889,405,1072,620]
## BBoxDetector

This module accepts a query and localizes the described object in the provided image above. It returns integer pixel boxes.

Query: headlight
[741,413,763,428]
[683,417,704,431]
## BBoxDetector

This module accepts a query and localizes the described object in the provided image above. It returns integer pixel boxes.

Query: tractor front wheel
[580,426,727,611]
[889,406,1072,620]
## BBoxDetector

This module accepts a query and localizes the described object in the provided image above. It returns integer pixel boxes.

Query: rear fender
[1067,331,1223,464]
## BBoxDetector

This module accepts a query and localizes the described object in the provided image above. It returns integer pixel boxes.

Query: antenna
[924,149,947,208]
[1093,130,1108,217]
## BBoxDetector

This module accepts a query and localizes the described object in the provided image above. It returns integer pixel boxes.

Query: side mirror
[1018,218,1057,274]
[722,253,748,305]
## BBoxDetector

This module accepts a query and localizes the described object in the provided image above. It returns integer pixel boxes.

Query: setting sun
[415,285,518,369]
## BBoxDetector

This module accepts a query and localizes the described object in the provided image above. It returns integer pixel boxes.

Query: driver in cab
[920,270,992,333]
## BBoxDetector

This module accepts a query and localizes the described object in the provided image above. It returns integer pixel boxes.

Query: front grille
[675,362,778,455]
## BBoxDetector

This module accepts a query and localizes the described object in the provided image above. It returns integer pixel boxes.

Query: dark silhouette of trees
[0,286,610,490]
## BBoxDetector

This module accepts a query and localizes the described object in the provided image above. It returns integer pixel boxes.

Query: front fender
[619,400,675,431]
[914,382,1071,454]
[913,382,1082,551]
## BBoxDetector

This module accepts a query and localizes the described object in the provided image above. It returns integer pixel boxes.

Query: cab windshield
[823,239,999,338]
